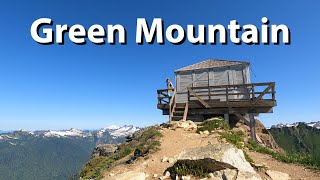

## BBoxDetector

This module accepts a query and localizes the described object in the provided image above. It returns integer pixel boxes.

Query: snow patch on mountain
[9,142,17,146]
[105,125,120,130]
[0,134,19,140]
[271,121,320,129]
[0,125,140,140]
[98,125,140,138]
[44,128,91,138]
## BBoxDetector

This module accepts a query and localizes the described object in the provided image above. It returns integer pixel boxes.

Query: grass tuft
[79,147,133,179]
[218,130,244,148]
[171,158,236,178]
[246,139,320,170]
[197,117,230,133]
[174,162,209,178]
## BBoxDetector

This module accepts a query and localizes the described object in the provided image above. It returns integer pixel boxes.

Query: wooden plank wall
[175,64,250,103]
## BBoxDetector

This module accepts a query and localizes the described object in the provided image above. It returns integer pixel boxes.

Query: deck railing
[157,89,176,121]
[187,82,275,104]
[157,89,175,104]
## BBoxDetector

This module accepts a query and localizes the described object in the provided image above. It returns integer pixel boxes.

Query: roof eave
[174,62,250,73]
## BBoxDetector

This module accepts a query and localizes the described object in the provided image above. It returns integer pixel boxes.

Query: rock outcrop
[233,118,282,152]
[83,121,317,180]
[91,144,118,158]
[167,120,197,131]
[177,144,261,179]
[254,120,282,152]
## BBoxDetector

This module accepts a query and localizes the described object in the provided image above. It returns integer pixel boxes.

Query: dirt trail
[247,151,320,180]
[103,128,215,179]
[103,128,320,180]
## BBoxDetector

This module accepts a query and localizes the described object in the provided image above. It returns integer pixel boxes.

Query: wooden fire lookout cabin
[157,59,277,141]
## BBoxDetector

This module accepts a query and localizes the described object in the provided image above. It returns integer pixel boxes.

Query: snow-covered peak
[307,121,320,129]
[271,121,320,129]
[1,125,140,140]
[44,128,91,138]
[98,125,140,138]
[105,125,120,130]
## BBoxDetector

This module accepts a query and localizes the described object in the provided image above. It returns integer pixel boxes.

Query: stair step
[176,103,186,108]
[172,116,183,121]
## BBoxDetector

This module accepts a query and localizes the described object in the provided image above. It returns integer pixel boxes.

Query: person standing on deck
[166,78,174,97]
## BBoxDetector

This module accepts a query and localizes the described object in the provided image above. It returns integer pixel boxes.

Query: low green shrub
[174,162,209,178]
[197,117,230,133]
[219,130,244,148]
[246,139,320,170]
[172,158,236,178]
[134,126,163,143]
[80,126,163,179]
[80,147,133,179]
[243,150,254,164]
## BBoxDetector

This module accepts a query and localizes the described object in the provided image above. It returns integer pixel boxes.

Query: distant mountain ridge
[0,125,140,139]
[271,121,320,129]
[0,125,140,180]
[98,125,140,138]
[269,121,320,160]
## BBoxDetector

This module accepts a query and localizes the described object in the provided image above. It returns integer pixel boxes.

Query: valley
[0,125,139,180]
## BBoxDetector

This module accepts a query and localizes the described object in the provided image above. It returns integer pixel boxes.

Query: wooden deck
[157,82,276,142]
[157,82,277,118]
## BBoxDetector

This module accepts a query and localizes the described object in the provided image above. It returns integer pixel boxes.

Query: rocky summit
[80,118,320,180]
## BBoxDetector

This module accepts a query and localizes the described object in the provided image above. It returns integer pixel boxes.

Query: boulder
[159,171,171,180]
[211,168,238,180]
[266,170,290,180]
[110,171,145,180]
[237,171,262,180]
[181,175,191,180]
[168,157,175,164]
[177,144,261,179]
[203,130,210,135]
[162,156,168,163]
[168,120,197,131]
[91,144,118,158]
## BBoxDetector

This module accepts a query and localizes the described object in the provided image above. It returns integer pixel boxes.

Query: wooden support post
[272,85,275,101]
[224,114,229,125]
[249,113,256,142]
[235,113,250,125]
[168,91,176,122]
[158,92,161,104]
[226,87,229,103]
[251,85,255,100]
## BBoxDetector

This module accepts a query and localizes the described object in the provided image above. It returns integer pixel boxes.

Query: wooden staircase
[168,91,189,122]
[170,103,189,121]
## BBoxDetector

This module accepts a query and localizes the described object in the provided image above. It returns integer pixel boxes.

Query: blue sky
[0,1,319,130]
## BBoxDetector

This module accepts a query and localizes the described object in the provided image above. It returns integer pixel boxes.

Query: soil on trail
[102,127,320,180]
[103,128,214,179]
[247,151,320,180]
